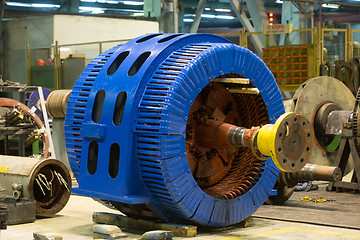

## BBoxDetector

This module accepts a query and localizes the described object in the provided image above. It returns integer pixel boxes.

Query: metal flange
[291,76,355,167]
[257,112,313,172]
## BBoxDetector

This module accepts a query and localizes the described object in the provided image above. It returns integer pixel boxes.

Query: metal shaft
[195,119,258,149]
[279,164,342,187]
[195,112,313,173]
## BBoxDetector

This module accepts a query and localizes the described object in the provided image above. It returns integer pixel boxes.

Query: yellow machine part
[257,112,313,172]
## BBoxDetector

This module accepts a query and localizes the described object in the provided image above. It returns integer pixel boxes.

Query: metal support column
[26,43,31,86]
[347,24,353,62]
[52,119,70,169]
[229,0,263,55]
[60,0,79,13]
[189,0,207,33]
[18,90,26,156]
[54,41,61,90]
[173,0,178,33]
[316,22,323,75]
[245,0,276,46]
[280,1,314,45]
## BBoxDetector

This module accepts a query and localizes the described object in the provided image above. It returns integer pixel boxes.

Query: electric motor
[65,33,287,226]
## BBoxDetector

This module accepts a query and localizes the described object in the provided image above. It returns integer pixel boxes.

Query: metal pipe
[173,0,178,33]
[189,0,207,33]
[195,112,313,173]
[195,119,255,149]
[279,164,342,187]
[0,155,71,215]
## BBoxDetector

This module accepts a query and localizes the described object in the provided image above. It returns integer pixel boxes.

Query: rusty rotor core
[186,75,269,199]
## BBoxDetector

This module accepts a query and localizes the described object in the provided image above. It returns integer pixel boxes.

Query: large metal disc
[291,76,355,167]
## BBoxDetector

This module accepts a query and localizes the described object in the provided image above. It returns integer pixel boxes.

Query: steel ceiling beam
[59,0,79,13]
[189,0,207,33]
[229,0,263,55]
[182,0,282,14]
[245,0,276,47]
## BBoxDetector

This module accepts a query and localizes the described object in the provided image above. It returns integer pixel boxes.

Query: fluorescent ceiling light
[79,6,104,13]
[214,8,231,12]
[201,14,234,20]
[60,47,71,52]
[92,9,105,13]
[31,3,60,8]
[119,9,143,12]
[201,14,216,18]
[79,6,95,11]
[205,7,211,11]
[122,1,144,5]
[6,2,32,7]
[183,18,194,22]
[97,0,118,4]
[322,3,339,9]
[81,0,118,3]
[216,15,234,20]
[276,0,283,3]
[7,2,60,8]
[133,12,143,16]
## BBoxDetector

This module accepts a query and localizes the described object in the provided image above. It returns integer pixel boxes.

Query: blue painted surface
[64,33,285,226]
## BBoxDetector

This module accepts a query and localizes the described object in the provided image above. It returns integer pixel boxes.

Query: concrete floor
[2,184,360,240]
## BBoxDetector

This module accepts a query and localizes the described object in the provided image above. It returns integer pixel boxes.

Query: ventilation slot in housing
[107,51,130,75]
[113,92,127,126]
[136,34,162,43]
[128,52,151,76]
[92,90,106,123]
[157,34,182,43]
[109,143,120,178]
[88,140,98,175]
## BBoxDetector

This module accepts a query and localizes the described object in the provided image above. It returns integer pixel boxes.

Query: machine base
[0,199,36,225]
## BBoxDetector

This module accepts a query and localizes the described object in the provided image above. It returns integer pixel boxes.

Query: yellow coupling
[256,112,313,172]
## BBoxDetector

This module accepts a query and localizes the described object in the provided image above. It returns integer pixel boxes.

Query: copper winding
[0,98,50,158]
[186,74,270,200]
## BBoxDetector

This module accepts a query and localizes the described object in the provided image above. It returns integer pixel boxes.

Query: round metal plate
[274,113,313,172]
[291,76,355,167]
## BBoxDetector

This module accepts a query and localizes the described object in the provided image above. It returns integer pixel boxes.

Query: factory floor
[2,182,360,240]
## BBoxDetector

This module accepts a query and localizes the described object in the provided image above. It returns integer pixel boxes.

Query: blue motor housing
[64,33,284,226]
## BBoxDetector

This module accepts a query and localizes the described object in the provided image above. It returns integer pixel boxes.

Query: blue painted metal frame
[64,33,285,226]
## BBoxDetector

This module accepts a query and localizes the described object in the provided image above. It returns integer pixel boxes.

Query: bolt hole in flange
[186,74,269,199]
[271,113,313,172]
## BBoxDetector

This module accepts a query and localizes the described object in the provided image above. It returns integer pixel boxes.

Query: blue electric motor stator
[64,33,284,226]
